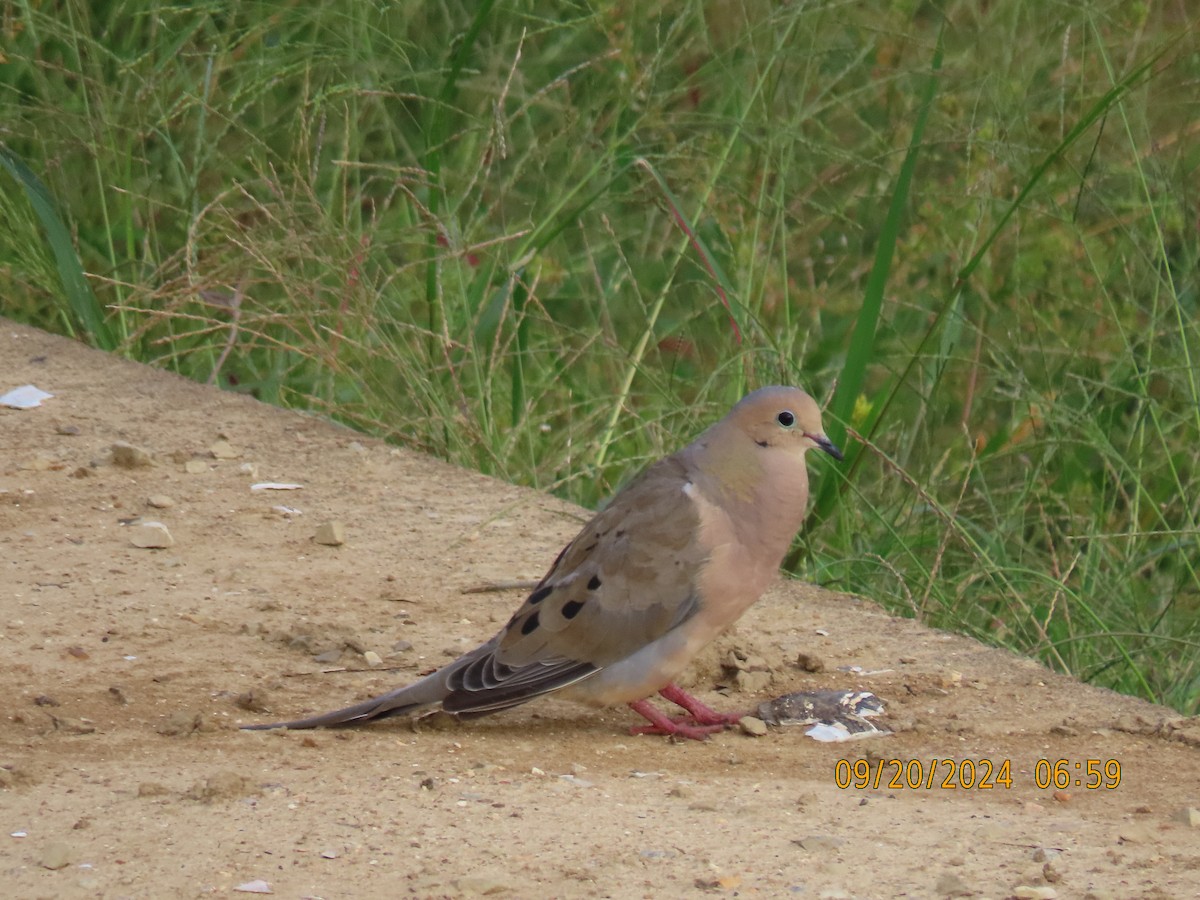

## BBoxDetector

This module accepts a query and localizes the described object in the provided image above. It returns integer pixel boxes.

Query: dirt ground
[2,318,1199,900]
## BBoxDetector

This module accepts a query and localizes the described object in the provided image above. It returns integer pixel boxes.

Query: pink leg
[658,683,747,726]
[627,699,724,741]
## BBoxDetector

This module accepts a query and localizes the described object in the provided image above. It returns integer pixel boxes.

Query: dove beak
[809,433,843,462]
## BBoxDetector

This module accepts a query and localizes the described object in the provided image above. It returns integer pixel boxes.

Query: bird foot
[626,684,749,741]
[657,682,747,727]
[627,700,725,741]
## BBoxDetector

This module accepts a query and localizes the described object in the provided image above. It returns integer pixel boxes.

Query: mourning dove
[243,385,842,740]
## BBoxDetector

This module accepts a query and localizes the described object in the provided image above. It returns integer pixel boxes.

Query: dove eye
[776,410,796,428]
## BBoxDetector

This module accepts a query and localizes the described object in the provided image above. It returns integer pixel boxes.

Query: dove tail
[239,667,452,731]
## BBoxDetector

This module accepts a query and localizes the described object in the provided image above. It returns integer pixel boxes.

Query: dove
[243,385,842,740]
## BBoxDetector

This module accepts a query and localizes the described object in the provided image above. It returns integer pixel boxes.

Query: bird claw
[658,682,746,726]
[626,684,749,741]
[628,717,727,740]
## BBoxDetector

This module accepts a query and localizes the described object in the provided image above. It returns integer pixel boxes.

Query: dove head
[726,386,843,463]
[684,385,841,514]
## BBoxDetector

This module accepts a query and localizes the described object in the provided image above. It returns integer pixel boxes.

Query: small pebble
[210,439,240,459]
[1012,887,1056,900]
[130,521,174,549]
[184,460,208,474]
[55,424,81,435]
[315,521,345,546]
[235,689,271,712]
[39,841,74,870]
[733,669,772,693]
[738,715,768,737]
[50,715,95,735]
[186,770,257,803]
[363,650,383,668]
[111,441,152,468]
[795,652,825,673]
[934,872,971,897]
[790,834,844,851]
[146,495,175,509]
[1173,806,1200,827]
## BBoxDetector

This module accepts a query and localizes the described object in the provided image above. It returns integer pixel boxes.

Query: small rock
[1049,724,1078,737]
[108,685,131,705]
[184,459,208,474]
[186,770,257,803]
[34,694,60,707]
[55,424,81,436]
[935,669,963,688]
[156,710,216,736]
[314,521,345,546]
[313,649,343,665]
[146,494,175,509]
[668,784,694,799]
[111,441,152,468]
[50,715,95,735]
[1012,887,1057,899]
[791,834,845,851]
[1117,824,1157,844]
[363,650,383,668]
[137,782,171,798]
[1042,861,1062,883]
[733,669,772,693]
[0,762,37,788]
[210,439,240,459]
[39,841,74,870]
[738,716,768,736]
[795,652,825,673]
[130,521,174,549]
[935,872,971,897]
[454,875,511,895]
[235,689,271,713]
[1172,806,1200,827]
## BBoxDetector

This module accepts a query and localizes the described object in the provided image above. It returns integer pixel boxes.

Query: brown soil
[2,318,1199,899]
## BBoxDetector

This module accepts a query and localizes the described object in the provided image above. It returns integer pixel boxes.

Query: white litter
[233,880,273,894]
[1,385,53,409]
[250,482,303,491]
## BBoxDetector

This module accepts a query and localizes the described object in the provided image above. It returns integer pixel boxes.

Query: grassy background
[3,1,1198,713]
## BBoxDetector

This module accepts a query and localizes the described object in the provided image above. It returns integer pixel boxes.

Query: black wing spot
[587,574,602,591]
[528,585,553,605]
[561,599,585,619]
[520,611,541,635]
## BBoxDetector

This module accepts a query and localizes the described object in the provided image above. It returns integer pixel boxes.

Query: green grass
[2,1,1198,714]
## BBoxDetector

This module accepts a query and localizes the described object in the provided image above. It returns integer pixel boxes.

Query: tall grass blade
[0,145,116,350]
